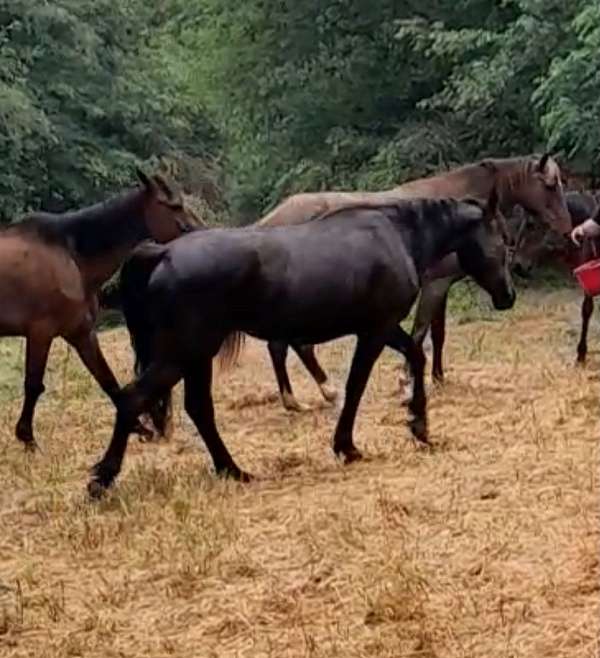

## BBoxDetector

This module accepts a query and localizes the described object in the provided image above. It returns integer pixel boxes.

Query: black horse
[87,189,515,497]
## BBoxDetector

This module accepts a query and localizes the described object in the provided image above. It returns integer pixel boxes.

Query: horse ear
[153,174,176,201]
[480,159,497,173]
[537,153,550,173]
[136,168,155,192]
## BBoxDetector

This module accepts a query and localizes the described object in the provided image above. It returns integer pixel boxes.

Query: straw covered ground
[0,286,598,657]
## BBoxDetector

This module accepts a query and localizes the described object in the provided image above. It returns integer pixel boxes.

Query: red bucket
[574,259,600,296]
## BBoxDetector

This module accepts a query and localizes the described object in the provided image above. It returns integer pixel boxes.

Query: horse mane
[4,188,147,257]
[312,197,462,224]
[4,188,144,249]
[480,154,560,195]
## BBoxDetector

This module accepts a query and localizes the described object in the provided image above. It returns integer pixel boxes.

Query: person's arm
[571,218,600,246]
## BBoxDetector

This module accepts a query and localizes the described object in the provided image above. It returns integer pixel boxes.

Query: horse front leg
[576,295,594,364]
[15,331,53,451]
[88,362,182,497]
[184,358,251,481]
[66,327,154,441]
[332,332,388,462]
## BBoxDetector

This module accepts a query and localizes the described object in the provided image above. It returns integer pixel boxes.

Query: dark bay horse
[0,170,198,450]
[256,154,570,411]
[512,190,599,363]
[88,189,515,496]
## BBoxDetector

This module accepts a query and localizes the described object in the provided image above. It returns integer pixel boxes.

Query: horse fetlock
[432,369,445,384]
[409,415,429,444]
[24,382,45,398]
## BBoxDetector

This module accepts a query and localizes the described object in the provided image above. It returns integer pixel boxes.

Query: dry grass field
[0,286,598,658]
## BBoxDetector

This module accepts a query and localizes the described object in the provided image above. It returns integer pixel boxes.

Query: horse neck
[490,158,537,214]
[59,190,150,291]
[393,201,476,276]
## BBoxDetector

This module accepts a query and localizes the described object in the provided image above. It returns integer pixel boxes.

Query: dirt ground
[0,287,598,658]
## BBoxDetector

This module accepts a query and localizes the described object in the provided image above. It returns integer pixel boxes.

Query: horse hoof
[23,440,38,453]
[319,383,338,404]
[413,438,433,452]
[335,446,363,464]
[218,466,253,482]
[282,394,308,413]
[87,479,107,500]
[409,417,428,444]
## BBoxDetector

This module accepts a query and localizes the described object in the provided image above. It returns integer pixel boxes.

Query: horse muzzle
[492,288,516,311]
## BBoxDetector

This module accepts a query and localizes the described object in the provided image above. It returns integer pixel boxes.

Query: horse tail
[217,331,246,370]
[119,244,173,438]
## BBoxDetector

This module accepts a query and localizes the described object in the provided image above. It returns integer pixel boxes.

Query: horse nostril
[512,261,530,278]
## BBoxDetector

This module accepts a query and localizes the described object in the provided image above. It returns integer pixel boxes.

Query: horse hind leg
[386,326,429,446]
[401,276,455,404]
[292,343,338,404]
[576,295,594,364]
[268,340,306,412]
[184,358,250,481]
[16,332,53,451]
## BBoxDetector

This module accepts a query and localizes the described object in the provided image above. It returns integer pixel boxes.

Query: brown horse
[0,169,198,450]
[258,154,571,411]
[512,190,599,363]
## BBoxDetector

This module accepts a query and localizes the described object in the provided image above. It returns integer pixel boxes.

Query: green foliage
[0,0,220,219]
[534,3,600,170]
[2,0,600,225]
[175,0,600,221]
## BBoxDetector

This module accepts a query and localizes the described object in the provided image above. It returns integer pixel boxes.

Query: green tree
[0,0,220,219]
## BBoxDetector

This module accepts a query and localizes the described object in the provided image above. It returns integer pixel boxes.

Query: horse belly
[246,264,412,343]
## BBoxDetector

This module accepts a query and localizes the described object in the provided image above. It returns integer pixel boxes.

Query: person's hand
[571,219,600,246]
[571,224,586,246]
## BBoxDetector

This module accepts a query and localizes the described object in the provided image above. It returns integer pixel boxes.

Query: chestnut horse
[257,154,570,410]
[512,190,599,363]
[0,170,198,450]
